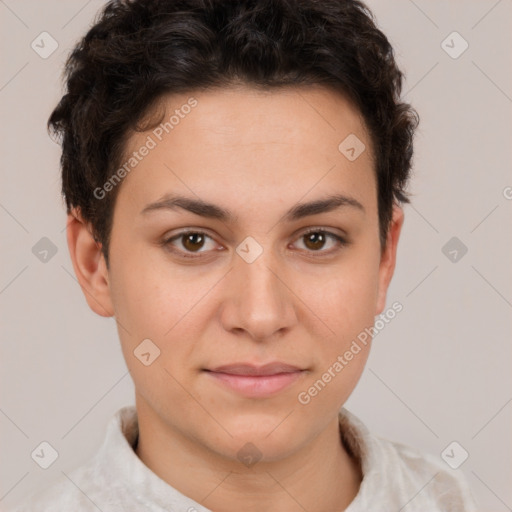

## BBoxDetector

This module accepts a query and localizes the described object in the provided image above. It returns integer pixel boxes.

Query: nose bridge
[227,239,294,339]
[240,250,280,301]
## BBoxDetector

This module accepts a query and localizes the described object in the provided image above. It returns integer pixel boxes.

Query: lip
[208,362,303,376]
[204,362,306,398]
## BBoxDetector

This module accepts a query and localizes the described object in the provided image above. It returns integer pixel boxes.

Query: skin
[67,84,404,512]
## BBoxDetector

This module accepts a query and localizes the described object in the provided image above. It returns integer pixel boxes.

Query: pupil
[306,232,324,250]
[185,233,203,251]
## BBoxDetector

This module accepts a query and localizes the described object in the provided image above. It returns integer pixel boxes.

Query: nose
[220,248,298,342]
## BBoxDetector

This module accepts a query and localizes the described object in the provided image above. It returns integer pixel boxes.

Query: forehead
[118,85,376,216]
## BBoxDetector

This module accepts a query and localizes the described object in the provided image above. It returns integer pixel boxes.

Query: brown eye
[303,231,327,251]
[181,232,206,252]
[163,230,218,258]
[294,229,347,255]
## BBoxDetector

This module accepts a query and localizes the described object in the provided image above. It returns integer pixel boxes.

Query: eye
[162,230,219,259]
[162,228,347,260]
[292,228,347,255]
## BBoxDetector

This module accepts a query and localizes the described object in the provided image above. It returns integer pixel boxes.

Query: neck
[134,398,362,511]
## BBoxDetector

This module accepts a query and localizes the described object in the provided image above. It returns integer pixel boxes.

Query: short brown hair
[48,0,419,265]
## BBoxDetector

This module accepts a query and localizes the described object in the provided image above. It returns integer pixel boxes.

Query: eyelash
[161,228,348,260]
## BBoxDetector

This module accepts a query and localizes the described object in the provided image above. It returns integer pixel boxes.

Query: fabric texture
[9,405,478,511]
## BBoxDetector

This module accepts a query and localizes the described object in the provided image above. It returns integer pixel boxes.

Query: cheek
[294,271,377,412]
[108,246,219,375]
[108,253,202,404]
[293,250,379,398]
[298,253,380,342]
[109,243,195,337]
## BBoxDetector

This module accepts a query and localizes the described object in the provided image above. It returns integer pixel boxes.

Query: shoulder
[6,464,105,512]
[378,437,477,511]
[7,406,139,512]
[339,408,478,512]
[6,455,139,512]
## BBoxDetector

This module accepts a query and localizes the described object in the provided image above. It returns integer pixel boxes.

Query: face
[70,84,403,464]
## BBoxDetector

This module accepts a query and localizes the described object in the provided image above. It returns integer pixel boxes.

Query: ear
[375,204,404,315]
[66,209,114,317]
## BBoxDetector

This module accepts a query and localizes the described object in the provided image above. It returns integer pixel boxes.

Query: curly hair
[48,0,419,265]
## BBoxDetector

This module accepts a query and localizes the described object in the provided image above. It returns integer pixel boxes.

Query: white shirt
[9,405,478,511]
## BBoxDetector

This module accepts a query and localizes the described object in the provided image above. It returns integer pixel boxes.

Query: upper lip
[206,362,303,376]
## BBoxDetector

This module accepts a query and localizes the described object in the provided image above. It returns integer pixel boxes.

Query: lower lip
[205,371,304,397]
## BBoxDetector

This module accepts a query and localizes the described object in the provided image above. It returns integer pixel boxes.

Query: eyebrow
[140,193,365,223]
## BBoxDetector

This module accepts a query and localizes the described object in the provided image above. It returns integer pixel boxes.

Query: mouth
[202,362,306,398]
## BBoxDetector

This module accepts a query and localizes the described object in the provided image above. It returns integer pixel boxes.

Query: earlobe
[66,209,114,317]
[375,205,404,315]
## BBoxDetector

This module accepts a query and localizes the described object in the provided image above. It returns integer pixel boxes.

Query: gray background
[1,0,511,509]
